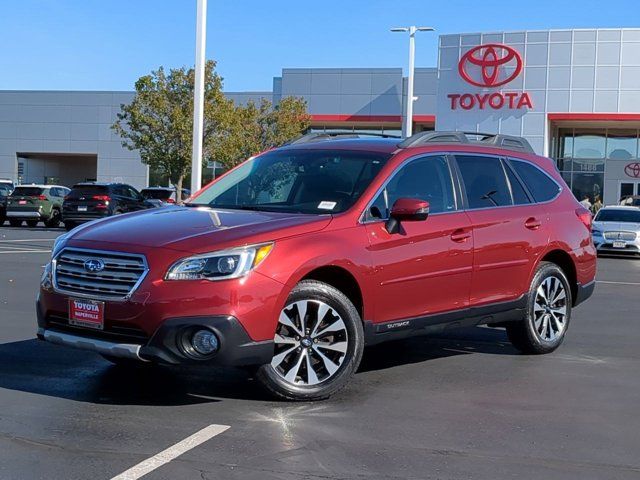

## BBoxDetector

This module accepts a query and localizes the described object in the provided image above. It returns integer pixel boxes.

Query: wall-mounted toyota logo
[624,162,640,178]
[458,44,523,88]
[84,259,105,273]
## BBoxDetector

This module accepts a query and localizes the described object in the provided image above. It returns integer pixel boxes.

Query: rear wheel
[9,219,22,227]
[26,220,39,228]
[44,209,61,228]
[506,262,572,354]
[256,280,364,401]
[64,221,76,232]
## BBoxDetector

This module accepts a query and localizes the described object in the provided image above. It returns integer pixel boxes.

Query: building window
[553,128,640,204]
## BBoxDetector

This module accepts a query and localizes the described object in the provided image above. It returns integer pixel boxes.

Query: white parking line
[0,250,52,254]
[596,280,640,286]
[0,238,56,242]
[110,424,230,480]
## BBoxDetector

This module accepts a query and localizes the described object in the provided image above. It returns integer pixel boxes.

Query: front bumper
[37,315,274,366]
[7,210,42,218]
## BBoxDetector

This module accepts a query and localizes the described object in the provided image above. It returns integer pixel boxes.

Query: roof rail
[285,131,401,145]
[398,130,535,154]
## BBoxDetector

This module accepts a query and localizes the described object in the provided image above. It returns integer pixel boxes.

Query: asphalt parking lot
[1,226,639,480]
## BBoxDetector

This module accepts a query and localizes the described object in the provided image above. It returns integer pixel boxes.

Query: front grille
[53,247,148,299]
[604,231,637,241]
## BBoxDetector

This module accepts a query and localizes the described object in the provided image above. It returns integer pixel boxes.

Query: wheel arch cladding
[541,249,578,305]
[302,266,364,321]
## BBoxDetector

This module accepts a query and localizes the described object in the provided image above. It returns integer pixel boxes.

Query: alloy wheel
[271,300,349,386]
[533,276,567,342]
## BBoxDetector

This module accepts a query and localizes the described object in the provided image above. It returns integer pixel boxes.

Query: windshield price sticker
[318,201,337,210]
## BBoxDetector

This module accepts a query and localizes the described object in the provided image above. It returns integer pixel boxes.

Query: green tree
[113,61,310,201]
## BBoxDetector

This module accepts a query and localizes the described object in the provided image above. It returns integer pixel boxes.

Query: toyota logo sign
[459,44,523,88]
[624,162,640,178]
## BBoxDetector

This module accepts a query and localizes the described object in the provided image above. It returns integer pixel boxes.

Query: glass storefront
[553,128,640,204]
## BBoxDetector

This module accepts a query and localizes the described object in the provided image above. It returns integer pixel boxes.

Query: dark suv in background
[0,183,12,225]
[62,182,151,231]
[6,185,69,227]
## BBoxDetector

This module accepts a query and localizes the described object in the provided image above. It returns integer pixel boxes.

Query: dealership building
[2,28,640,205]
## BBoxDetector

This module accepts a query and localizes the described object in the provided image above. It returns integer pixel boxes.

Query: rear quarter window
[509,159,561,203]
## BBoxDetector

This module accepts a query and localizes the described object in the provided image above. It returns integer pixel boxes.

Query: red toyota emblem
[458,44,523,88]
[624,162,640,178]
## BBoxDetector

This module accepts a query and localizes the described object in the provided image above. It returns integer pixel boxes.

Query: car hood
[67,206,333,253]
[593,221,640,232]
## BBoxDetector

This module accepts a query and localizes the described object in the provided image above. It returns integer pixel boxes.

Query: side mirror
[385,198,430,234]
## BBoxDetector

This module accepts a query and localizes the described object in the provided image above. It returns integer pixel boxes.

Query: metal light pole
[391,26,434,138]
[191,0,208,193]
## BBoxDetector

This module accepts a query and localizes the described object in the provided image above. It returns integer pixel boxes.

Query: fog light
[191,329,219,356]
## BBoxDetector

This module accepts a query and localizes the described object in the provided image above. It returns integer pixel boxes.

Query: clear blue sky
[0,0,638,92]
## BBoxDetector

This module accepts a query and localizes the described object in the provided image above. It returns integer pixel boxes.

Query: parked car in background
[38,131,596,401]
[0,178,14,191]
[62,182,152,231]
[620,195,640,207]
[140,187,191,207]
[0,183,12,225]
[6,185,69,227]
[592,206,640,256]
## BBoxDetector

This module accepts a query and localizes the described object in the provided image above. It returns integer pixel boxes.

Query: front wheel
[256,280,364,401]
[506,262,572,354]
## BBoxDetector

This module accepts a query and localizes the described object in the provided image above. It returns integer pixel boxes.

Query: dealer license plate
[613,241,626,249]
[18,200,26,205]
[68,298,104,330]
[77,206,88,212]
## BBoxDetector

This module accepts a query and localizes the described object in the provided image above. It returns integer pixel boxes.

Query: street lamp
[191,0,208,194]
[391,26,435,138]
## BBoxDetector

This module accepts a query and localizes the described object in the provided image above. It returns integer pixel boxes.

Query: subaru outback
[37,131,596,400]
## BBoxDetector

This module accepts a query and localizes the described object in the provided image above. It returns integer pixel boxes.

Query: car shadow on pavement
[0,339,269,405]
[0,327,517,405]
[359,326,517,373]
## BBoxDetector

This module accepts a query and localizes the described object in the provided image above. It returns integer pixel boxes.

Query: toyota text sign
[448,43,533,111]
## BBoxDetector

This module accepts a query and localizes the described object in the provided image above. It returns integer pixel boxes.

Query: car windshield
[11,187,44,197]
[595,209,640,223]
[141,189,173,200]
[188,149,390,214]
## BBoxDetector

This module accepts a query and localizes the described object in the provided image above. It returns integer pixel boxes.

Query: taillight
[575,207,592,231]
[64,195,69,200]
[92,195,111,202]
[166,198,176,204]
[37,194,47,200]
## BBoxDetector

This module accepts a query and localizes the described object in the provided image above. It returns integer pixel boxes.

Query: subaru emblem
[84,259,105,273]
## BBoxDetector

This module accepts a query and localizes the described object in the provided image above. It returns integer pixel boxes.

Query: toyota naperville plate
[69,298,104,330]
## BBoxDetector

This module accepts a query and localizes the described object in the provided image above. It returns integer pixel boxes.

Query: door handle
[525,217,542,230]
[451,228,471,242]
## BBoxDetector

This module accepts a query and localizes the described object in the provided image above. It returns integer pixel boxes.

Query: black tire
[9,219,22,227]
[44,209,61,228]
[26,220,39,228]
[506,261,572,354]
[64,221,76,232]
[256,280,364,401]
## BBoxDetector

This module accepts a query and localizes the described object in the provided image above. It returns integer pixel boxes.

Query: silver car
[592,206,640,256]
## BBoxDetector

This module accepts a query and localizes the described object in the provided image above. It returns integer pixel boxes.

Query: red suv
[37,131,596,400]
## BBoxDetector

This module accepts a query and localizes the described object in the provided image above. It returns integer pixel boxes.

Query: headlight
[165,243,274,281]
[52,232,70,258]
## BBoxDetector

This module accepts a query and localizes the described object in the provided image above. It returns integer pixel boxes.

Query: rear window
[11,187,44,197]
[595,209,640,223]
[141,189,172,200]
[0,185,11,197]
[509,159,561,203]
[68,185,109,198]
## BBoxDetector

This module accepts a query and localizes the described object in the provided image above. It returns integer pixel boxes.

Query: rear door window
[455,155,512,209]
[509,159,561,203]
[11,187,44,197]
